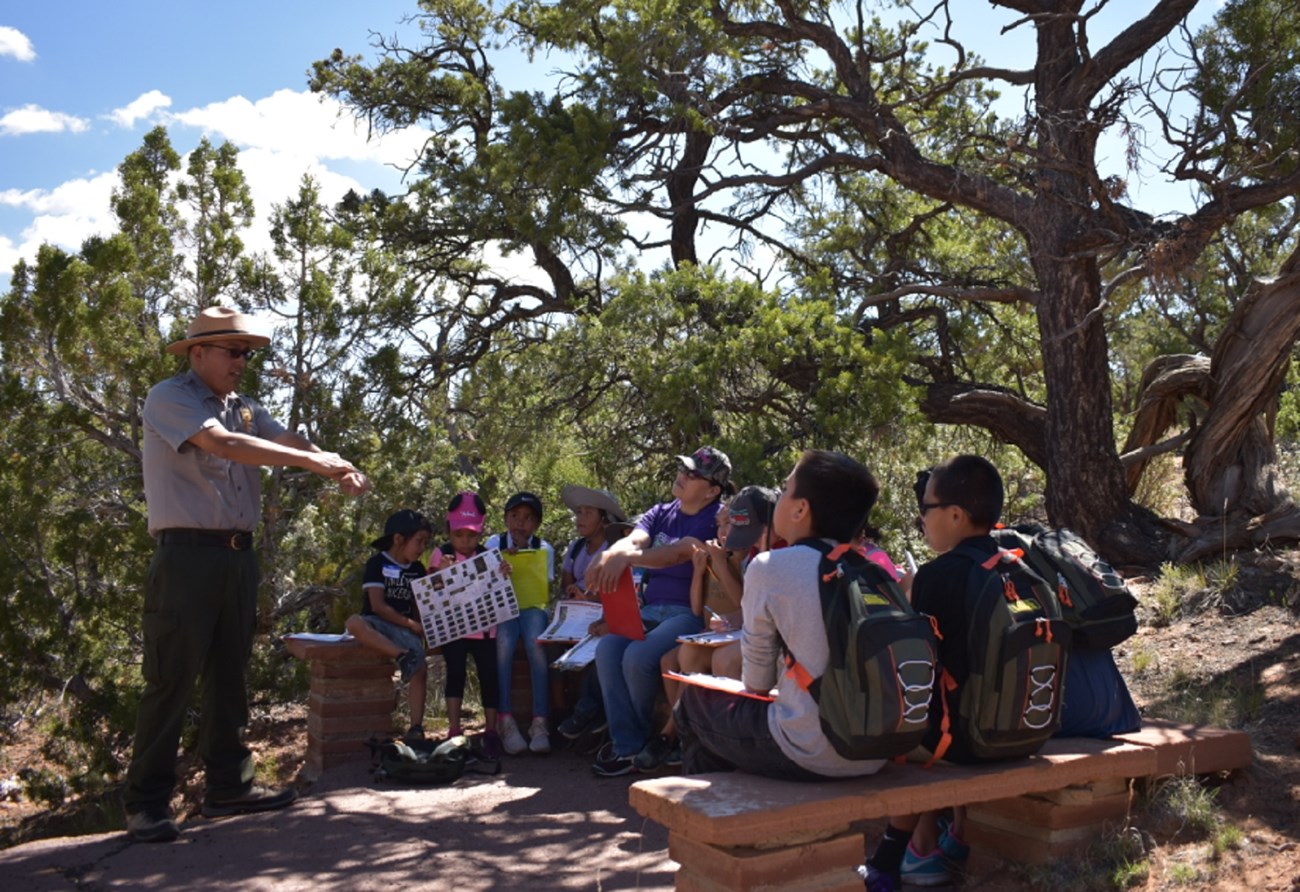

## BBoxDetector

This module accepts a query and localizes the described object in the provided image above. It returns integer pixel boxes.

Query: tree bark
[1174,244,1300,560]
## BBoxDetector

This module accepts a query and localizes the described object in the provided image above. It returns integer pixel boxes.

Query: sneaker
[528,717,551,754]
[201,785,297,819]
[481,729,504,761]
[557,710,598,740]
[856,863,897,892]
[126,807,180,843]
[633,734,675,772]
[404,724,426,742]
[937,824,970,871]
[498,714,528,755]
[899,843,953,887]
[591,742,637,777]
[665,742,683,767]
[396,650,423,683]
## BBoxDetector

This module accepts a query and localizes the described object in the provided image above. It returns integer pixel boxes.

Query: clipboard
[663,670,776,702]
[599,568,644,640]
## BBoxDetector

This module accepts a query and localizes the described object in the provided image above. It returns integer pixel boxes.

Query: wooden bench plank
[629,736,1155,848]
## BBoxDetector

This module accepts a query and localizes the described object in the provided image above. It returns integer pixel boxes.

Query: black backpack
[991,525,1138,650]
[787,539,939,761]
[940,544,1070,762]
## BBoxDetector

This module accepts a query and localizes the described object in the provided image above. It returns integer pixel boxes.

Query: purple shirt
[636,499,721,607]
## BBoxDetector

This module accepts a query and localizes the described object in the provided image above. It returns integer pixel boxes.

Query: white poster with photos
[411,548,519,648]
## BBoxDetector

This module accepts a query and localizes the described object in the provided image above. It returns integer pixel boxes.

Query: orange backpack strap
[924,669,958,768]
[783,651,815,692]
[1035,617,1055,644]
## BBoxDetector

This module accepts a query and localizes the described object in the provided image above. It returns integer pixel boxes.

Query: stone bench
[628,720,1252,891]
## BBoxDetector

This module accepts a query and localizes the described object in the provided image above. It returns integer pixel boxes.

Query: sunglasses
[204,344,258,360]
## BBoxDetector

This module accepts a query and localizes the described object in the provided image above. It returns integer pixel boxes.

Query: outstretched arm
[188,426,371,493]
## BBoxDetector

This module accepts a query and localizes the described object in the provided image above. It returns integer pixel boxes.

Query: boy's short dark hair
[790,450,879,543]
[928,454,1004,529]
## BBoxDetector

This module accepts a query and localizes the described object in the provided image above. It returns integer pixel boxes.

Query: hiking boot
[481,729,504,760]
[396,650,424,683]
[528,716,551,754]
[633,734,675,772]
[126,807,180,843]
[857,863,897,892]
[201,785,297,819]
[498,714,528,755]
[899,843,953,887]
[591,742,637,777]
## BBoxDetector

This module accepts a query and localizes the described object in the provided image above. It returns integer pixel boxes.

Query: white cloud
[0,26,36,62]
[109,89,172,128]
[218,145,372,257]
[0,89,431,289]
[0,233,19,277]
[0,173,120,281]
[0,103,90,136]
[169,88,429,170]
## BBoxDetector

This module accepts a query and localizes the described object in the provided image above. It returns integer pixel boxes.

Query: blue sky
[0,2,437,287]
[1,3,1222,294]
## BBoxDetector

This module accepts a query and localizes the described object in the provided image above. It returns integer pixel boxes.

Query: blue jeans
[595,603,703,756]
[496,607,550,718]
[360,614,424,664]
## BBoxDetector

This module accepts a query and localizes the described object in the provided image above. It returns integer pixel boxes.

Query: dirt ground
[3,553,1300,890]
[1103,555,1300,892]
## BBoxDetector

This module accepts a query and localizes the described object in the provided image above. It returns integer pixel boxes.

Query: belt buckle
[229,532,247,550]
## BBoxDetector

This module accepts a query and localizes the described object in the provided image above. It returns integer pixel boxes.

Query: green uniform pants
[124,541,258,812]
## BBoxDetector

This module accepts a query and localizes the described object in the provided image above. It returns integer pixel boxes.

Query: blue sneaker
[937,825,970,871]
[900,844,953,887]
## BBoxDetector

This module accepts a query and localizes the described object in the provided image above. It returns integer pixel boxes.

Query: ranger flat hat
[166,306,271,355]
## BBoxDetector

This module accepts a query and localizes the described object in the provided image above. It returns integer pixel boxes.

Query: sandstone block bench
[283,636,577,779]
[628,720,1251,892]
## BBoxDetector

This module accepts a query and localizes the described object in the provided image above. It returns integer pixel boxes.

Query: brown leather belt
[157,529,254,550]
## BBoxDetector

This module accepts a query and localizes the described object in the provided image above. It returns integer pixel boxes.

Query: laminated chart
[411,548,519,648]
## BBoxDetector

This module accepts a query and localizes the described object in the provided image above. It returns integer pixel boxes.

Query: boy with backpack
[674,449,930,781]
[864,455,1070,890]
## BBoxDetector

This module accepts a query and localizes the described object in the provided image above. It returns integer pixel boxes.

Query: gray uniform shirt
[142,370,286,535]
[742,543,886,778]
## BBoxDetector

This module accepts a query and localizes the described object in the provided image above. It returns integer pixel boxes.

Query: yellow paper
[503,549,549,610]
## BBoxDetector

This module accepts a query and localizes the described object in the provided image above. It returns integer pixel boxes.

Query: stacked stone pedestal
[284,638,398,779]
[965,777,1134,863]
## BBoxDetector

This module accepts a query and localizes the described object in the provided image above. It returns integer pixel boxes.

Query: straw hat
[166,306,271,355]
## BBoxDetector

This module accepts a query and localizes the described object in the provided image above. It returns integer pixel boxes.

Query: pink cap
[446,490,485,532]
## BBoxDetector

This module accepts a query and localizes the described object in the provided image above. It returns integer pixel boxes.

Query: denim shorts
[360,614,424,657]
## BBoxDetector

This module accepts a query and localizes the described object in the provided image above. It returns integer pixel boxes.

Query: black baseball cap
[504,491,544,521]
[370,509,433,550]
[725,485,778,552]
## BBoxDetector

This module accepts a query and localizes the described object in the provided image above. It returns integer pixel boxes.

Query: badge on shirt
[240,407,252,432]
[383,565,402,579]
